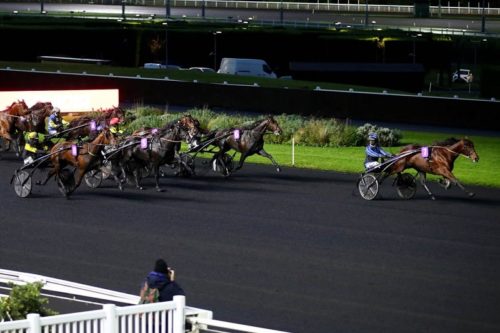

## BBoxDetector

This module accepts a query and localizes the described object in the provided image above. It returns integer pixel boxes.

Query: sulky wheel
[84,169,103,188]
[177,153,196,177]
[13,170,32,198]
[358,173,379,200]
[396,173,417,200]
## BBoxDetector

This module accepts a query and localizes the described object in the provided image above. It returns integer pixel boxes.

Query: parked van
[217,58,277,78]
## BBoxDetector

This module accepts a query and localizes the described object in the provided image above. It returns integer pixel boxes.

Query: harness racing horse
[0,100,30,155]
[40,129,115,197]
[388,137,479,200]
[65,107,125,140]
[209,115,282,174]
[120,115,201,191]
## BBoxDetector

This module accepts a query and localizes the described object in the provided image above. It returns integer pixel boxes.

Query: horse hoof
[156,188,165,192]
[35,181,42,186]
[468,192,475,197]
[276,167,282,172]
[431,196,436,201]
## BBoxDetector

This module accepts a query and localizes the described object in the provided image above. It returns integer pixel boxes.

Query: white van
[217,58,277,78]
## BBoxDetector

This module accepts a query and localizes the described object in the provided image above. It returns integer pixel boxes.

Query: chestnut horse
[388,137,479,200]
[0,100,29,154]
[208,115,282,174]
[41,129,115,197]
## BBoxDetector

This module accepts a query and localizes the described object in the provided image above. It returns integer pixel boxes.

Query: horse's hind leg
[258,149,281,172]
[418,172,436,200]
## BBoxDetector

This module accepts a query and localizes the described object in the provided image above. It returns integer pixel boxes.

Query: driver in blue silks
[364,132,393,169]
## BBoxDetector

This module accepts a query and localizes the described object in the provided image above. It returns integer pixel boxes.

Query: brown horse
[388,137,479,200]
[14,102,54,133]
[41,129,115,197]
[0,100,30,154]
[66,107,125,140]
[119,115,202,191]
[208,115,282,174]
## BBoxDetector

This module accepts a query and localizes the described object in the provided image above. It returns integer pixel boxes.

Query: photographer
[140,258,185,303]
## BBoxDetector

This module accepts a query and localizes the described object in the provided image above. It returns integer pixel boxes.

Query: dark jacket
[146,271,185,302]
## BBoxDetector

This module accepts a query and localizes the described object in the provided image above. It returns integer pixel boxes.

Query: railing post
[103,304,118,333]
[173,295,186,333]
[27,313,41,333]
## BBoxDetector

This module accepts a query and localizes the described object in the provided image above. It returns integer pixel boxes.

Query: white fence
[10,0,500,15]
[0,269,290,333]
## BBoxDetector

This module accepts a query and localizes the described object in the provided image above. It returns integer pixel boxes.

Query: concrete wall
[1,70,498,131]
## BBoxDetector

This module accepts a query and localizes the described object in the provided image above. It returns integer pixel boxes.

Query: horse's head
[7,100,29,115]
[265,116,282,136]
[178,114,202,142]
[461,138,479,163]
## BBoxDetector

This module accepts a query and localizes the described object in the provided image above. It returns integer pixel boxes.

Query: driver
[23,131,49,163]
[364,132,393,170]
[47,107,69,135]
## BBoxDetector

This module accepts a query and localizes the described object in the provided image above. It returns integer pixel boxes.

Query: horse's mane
[29,101,52,111]
[433,137,460,146]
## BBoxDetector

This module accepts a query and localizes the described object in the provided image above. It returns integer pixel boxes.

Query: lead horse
[208,115,282,175]
[388,137,479,200]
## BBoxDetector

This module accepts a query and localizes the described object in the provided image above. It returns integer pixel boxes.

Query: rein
[429,145,471,160]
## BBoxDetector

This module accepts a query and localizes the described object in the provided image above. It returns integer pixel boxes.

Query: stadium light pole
[163,22,169,68]
[166,0,171,18]
[365,0,368,27]
[481,0,486,33]
[213,31,222,71]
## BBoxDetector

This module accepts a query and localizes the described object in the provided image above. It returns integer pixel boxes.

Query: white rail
[0,268,289,333]
[14,0,500,16]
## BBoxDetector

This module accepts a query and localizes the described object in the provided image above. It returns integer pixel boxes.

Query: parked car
[188,67,216,73]
[217,58,277,78]
[452,68,473,83]
[143,63,181,70]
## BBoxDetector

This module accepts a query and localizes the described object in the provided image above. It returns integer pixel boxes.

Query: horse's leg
[418,172,435,200]
[38,167,57,186]
[154,164,164,192]
[133,167,144,190]
[438,169,475,198]
[235,151,250,171]
[257,149,281,172]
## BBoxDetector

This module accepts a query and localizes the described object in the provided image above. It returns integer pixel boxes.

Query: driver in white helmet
[47,107,68,135]
[364,132,393,170]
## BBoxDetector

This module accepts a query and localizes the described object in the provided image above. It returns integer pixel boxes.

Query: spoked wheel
[358,174,379,200]
[396,173,417,200]
[212,153,234,177]
[176,153,196,177]
[57,169,76,197]
[12,170,32,198]
[84,169,103,188]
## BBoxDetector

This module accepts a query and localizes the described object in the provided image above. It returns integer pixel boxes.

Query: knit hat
[154,259,169,274]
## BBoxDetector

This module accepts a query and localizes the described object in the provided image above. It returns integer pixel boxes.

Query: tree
[0,282,58,321]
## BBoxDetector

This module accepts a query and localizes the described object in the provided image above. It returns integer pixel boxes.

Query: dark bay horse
[41,129,115,197]
[209,115,282,174]
[0,100,30,154]
[66,107,125,140]
[119,115,201,191]
[14,102,54,133]
[388,137,479,200]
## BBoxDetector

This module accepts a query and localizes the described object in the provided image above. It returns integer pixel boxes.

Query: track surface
[1,151,500,333]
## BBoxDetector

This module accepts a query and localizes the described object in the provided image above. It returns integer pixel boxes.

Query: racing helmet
[52,107,61,114]
[368,133,378,141]
[27,132,37,139]
[109,117,120,126]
